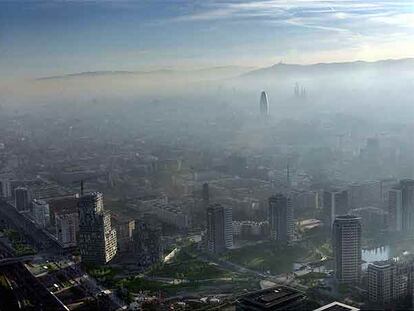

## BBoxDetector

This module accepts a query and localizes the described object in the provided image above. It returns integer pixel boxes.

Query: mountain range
[36,58,414,81]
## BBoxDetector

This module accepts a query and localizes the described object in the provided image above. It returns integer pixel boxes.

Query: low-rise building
[148,202,191,229]
[236,286,308,310]
[314,301,359,311]
[233,221,269,240]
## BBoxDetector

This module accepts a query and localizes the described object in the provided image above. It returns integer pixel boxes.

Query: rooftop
[314,301,359,311]
[236,286,307,310]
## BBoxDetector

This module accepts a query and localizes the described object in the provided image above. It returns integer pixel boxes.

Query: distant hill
[36,66,255,81]
[242,58,414,78]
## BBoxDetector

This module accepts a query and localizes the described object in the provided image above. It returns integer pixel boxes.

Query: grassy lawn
[1,229,37,256]
[85,265,120,287]
[222,242,310,274]
[119,245,260,297]
[117,275,258,297]
[297,272,327,280]
[117,277,198,295]
[149,248,236,281]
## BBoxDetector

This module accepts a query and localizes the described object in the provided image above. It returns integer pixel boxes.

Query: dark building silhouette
[207,203,233,253]
[400,179,414,233]
[268,194,294,243]
[78,192,117,265]
[14,187,30,212]
[131,219,163,268]
[259,91,269,116]
[333,215,361,284]
[202,183,209,203]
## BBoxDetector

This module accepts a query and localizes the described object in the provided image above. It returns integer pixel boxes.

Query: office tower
[56,212,78,248]
[294,82,300,97]
[380,178,398,203]
[368,262,395,304]
[259,91,269,116]
[268,194,294,243]
[202,183,209,203]
[348,181,381,209]
[207,203,233,253]
[388,188,403,232]
[323,189,348,226]
[367,259,414,306]
[32,199,50,228]
[131,219,163,268]
[400,179,414,233]
[48,194,79,226]
[112,218,135,253]
[333,215,362,284]
[0,179,11,198]
[78,192,117,265]
[349,206,387,233]
[14,187,30,212]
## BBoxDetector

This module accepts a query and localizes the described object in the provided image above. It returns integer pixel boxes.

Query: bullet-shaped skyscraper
[333,215,362,284]
[259,91,269,116]
[78,192,117,265]
[268,194,294,243]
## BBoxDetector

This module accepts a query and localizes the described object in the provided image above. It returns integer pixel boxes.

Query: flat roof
[314,301,359,311]
[237,286,306,310]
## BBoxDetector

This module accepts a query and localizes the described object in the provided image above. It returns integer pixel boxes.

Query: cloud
[170,0,414,33]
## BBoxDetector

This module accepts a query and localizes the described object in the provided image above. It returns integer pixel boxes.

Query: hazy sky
[1,0,414,78]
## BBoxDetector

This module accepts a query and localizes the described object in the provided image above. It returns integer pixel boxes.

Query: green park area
[1,229,37,256]
[149,248,236,281]
[115,246,258,298]
[85,265,121,287]
[222,241,327,275]
[296,272,328,287]
[116,275,256,299]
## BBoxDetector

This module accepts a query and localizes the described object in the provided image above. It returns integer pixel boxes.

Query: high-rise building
[268,194,294,243]
[206,203,233,253]
[32,199,50,228]
[368,262,395,304]
[367,259,414,307]
[348,181,381,209]
[323,189,349,226]
[48,194,79,226]
[349,206,387,233]
[333,215,362,284]
[14,187,30,212]
[112,218,135,253]
[202,183,210,203]
[78,192,117,265]
[380,178,398,204]
[56,212,78,248]
[388,188,403,232]
[259,91,269,116]
[400,179,414,233]
[0,179,11,199]
[131,219,163,268]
